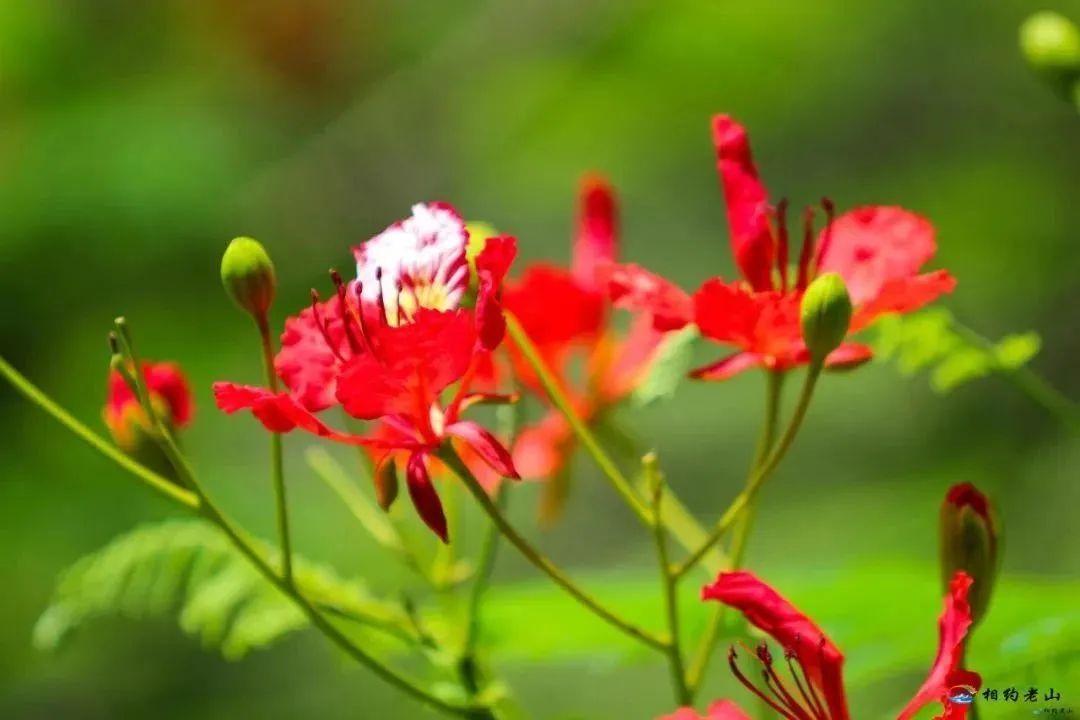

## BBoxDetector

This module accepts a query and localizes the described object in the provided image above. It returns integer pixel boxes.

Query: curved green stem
[257,314,293,587]
[1,355,487,718]
[673,365,820,580]
[952,321,1080,431]
[685,371,785,696]
[0,356,199,510]
[505,314,651,524]
[645,455,690,705]
[440,445,668,653]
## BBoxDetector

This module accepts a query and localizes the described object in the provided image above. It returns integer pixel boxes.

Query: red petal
[475,235,518,350]
[816,206,939,306]
[658,700,751,720]
[689,352,763,381]
[592,317,666,402]
[605,263,693,331]
[446,420,520,479]
[274,300,347,412]
[897,572,977,720]
[336,309,475,421]
[851,269,957,332]
[712,115,775,292]
[512,412,574,479]
[406,451,448,543]
[703,571,849,720]
[824,342,874,370]
[572,174,618,293]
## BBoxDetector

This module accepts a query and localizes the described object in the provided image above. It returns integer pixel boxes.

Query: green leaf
[871,310,1042,394]
[632,325,699,406]
[34,519,416,660]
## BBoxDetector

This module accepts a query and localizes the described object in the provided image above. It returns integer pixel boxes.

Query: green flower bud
[1020,11,1080,98]
[221,237,276,318]
[940,483,1000,626]
[800,272,852,363]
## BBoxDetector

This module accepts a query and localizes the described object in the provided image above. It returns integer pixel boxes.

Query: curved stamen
[310,289,345,362]
[728,646,801,720]
[755,643,814,720]
[813,197,836,275]
[330,269,363,356]
[797,206,816,290]
[785,647,827,720]
[775,199,790,292]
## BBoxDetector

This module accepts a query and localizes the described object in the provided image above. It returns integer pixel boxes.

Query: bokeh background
[2,1,1079,718]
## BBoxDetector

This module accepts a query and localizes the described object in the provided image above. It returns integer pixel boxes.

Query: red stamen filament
[775,198,790,292]
[786,648,827,720]
[330,269,365,357]
[797,206,816,290]
[310,289,345,363]
[813,197,835,275]
[729,642,829,720]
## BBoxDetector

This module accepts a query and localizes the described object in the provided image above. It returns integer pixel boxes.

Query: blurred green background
[2,1,1079,718]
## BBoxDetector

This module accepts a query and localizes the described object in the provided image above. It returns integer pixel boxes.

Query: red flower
[610,115,956,380]
[214,203,520,542]
[659,701,751,720]
[683,570,978,720]
[499,176,666,486]
[105,361,192,450]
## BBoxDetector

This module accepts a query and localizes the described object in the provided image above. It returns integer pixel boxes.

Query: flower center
[728,638,832,720]
[355,203,469,327]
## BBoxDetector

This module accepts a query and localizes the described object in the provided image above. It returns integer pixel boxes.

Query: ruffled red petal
[475,235,518,350]
[692,279,802,360]
[850,270,957,332]
[712,115,775,292]
[689,351,763,381]
[274,300,347,412]
[897,572,977,720]
[572,174,618,293]
[703,571,849,720]
[335,309,475,422]
[605,263,693,332]
[816,206,938,306]
[512,412,574,479]
[659,701,752,720]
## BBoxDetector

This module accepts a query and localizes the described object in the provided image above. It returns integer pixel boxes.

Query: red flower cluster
[663,570,979,720]
[214,203,521,541]
[610,115,956,379]
[105,361,193,451]
[498,176,665,490]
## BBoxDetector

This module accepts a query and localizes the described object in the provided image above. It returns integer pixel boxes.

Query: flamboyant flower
[213,203,520,542]
[667,570,979,720]
[498,176,666,505]
[660,701,750,720]
[610,114,956,380]
[105,360,193,452]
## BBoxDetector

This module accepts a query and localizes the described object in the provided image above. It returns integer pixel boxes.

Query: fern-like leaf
[34,519,415,660]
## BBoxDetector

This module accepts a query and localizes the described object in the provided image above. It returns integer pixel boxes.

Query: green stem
[673,365,820,580]
[440,445,668,652]
[459,485,507,697]
[685,371,785,695]
[646,456,690,705]
[257,314,293,587]
[0,356,199,510]
[1,357,487,718]
[505,314,651,524]
[952,320,1080,431]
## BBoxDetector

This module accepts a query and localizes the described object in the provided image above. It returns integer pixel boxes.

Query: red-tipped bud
[940,483,1000,626]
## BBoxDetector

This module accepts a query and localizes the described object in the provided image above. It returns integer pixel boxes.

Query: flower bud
[221,237,277,318]
[374,458,400,511]
[940,483,1000,626]
[800,272,852,363]
[1020,12,1080,98]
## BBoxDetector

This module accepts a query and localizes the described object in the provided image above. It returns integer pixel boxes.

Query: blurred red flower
[610,114,956,380]
[105,361,192,451]
[498,176,666,501]
[665,570,978,720]
[214,203,519,541]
